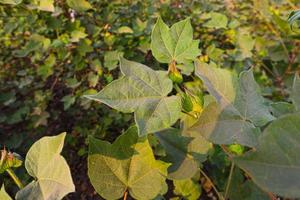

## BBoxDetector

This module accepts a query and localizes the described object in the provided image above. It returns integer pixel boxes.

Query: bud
[181,91,204,116]
[228,144,244,155]
[0,149,22,174]
[169,70,183,84]
[168,60,183,84]
[199,55,209,62]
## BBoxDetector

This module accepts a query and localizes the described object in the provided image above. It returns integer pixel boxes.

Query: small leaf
[234,113,300,198]
[117,26,134,34]
[70,30,87,42]
[16,133,75,200]
[88,126,169,200]
[104,51,124,70]
[85,58,181,136]
[61,95,76,111]
[67,0,92,12]
[38,0,54,12]
[174,179,201,200]
[204,12,228,29]
[0,0,21,5]
[151,18,200,64]
[237,34,255,59]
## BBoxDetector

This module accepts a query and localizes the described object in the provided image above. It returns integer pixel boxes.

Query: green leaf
[67,0,92,12]
[61,95,76,111]
[292,73,300,111]
[70,30,87,42]
[16,133,75,200]
[0,0,21,5]
[204,12,228,29]
[155,128,198,180]
[85,58,181,136]
[173,179,201,200]
[117,26,134,34]
[88,126,169,200]
[270,102,295,117]
[190,102,259,147]
[0,185,12,200]
[195,62,274,125]
[228,168,269,200]
[37,53,56,79]
[193,61,274,146]
[151,18,200,64]
[234,113,300,198]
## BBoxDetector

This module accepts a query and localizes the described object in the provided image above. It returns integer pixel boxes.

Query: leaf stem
[173,84,183,94]
[6,168,24,189]
[224,162,235,199]
[123,190,128,200]
[199,167,224,200]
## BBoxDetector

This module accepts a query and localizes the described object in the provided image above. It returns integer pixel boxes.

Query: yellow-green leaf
[16,133,75,200]
[88,126,169,200]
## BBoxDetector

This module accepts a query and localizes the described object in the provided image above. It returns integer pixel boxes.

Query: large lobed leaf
[155,128,198,180]
[88,126,169,200]
[151,18,200,64]
[228,168,269,200]
[192,61,274,147]
[234,113,300,198]
[85,58,181,136]
[16,133,75,200]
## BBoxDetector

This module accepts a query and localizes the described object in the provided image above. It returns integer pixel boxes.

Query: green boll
[182,93,194,112]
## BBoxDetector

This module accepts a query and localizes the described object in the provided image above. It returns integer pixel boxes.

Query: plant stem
[224,162,235,200]
[123,190,128,200]
[199,167,224,200]
[6,168,24,189]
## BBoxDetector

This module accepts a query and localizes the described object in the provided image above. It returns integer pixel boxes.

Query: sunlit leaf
[88,126,169,200]
[173,179,201,200]
[16,133,75,200]
[0,185,12,200]
[85,58,181,136]
[67,0,92,12]
[151,18,200,64]
[204,12,228,29]
[0,0,21,5]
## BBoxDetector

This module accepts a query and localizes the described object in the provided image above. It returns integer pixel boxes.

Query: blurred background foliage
[0,0,300,199]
